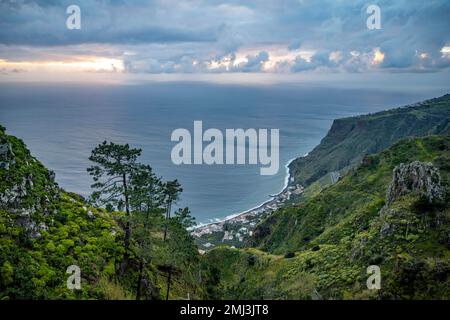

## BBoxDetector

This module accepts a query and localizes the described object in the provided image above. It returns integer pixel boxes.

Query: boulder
[386,161,444,205]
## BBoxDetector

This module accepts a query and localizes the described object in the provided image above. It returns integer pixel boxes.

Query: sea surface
[0,81,446,224]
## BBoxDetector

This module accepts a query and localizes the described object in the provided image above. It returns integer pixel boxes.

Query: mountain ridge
[194,94,450,251]
[289,93,450,188]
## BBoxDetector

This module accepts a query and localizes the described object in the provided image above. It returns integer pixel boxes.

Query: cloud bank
[0,0,449,74]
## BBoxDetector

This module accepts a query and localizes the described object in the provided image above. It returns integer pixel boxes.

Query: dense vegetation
[205,135,450,299]
[289,94,450,187]
[204,95,450,300]
[1,94,449,300]
[0,125,207,299]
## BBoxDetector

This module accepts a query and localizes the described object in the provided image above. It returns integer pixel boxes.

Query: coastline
[192,155,303,235]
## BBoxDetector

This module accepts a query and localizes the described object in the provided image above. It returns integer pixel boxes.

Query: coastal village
[193,183,304,252]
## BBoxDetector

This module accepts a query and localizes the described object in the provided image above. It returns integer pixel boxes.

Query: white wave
[192,157,297,230]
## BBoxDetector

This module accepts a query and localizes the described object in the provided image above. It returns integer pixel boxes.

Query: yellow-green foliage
[0,127,207,300]
[96,277,134,300]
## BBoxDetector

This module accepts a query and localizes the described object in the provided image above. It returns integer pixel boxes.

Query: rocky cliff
[386,161,445,205]
[289,94,450,188]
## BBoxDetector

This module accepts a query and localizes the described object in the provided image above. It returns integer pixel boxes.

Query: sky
[0,0,449,83]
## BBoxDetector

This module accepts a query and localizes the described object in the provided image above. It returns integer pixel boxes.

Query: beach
[192,157,304,244]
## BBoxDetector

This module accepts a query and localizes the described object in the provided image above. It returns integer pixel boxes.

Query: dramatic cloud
[0,0,449,75]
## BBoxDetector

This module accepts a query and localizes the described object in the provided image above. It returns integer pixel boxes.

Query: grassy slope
[0,127,206,299]
[204,136,450,299]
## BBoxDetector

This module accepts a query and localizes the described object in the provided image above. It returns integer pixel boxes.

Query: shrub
[247,254,256,266]
[284,252,295,259]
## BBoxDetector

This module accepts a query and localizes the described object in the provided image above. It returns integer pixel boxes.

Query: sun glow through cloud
[372,49,385,65]
[0,57,124,73]
[441,46,450,57]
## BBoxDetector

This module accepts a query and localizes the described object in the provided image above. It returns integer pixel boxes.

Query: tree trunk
[165,268,172,300]
[136,260,144,300]
[163,225,168,241]
[163,200,172,241]
[120,173,131,275]
[123,173,131,250]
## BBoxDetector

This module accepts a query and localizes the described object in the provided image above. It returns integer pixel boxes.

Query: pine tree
[162,179,182,241]
[87,141,141,274]
[174,207,196,229]
[129,164,164,299]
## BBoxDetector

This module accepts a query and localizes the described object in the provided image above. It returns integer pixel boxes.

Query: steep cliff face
[0,126,125,298]
[206,136,450,299]
[0,126,61,239]
[289,94,450,187]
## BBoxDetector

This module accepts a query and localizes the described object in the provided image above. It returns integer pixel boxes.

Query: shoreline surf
[193,155,301,230]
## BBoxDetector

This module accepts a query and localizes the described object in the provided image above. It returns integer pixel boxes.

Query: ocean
[0,81,446,224]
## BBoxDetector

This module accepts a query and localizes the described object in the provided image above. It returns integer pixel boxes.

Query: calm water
[0,82,445,224]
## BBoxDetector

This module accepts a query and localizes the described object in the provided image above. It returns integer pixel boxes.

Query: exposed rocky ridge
[0,140,14,170]
[0,126,61,237]
[386,161,445,205]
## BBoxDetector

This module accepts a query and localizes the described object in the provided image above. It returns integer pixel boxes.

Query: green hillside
[289,94,450,188]
[0,125,206,299]
[1,94,449,300]
[205,135,450,299]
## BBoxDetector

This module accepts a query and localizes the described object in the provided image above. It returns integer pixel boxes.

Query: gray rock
[330,171,341,184]
[18,207,36,216]
[0,177,28,205]
[48,170,56,181]
[0,142,14,170]
[380,221,395,237]
[16,217,48,239]
[38,222,49,231]
[351,236,368,259]
[0,142,10,156]
[0,162,9,170]
[386,161,444,205]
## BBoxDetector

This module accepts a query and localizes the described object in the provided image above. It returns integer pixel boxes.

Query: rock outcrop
[0,176,30,206]
[0,141,14,169]
[386,161,445,205]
